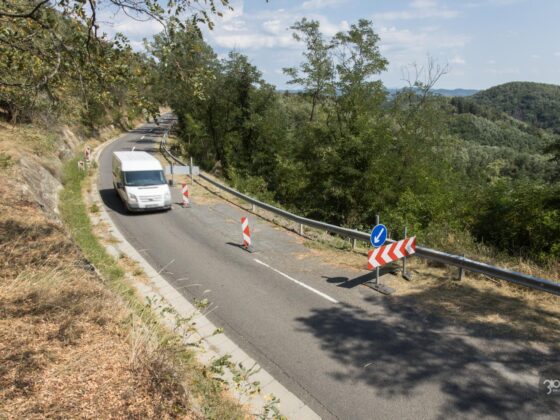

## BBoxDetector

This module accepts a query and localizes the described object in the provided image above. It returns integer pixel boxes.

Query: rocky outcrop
[18,156,62,218]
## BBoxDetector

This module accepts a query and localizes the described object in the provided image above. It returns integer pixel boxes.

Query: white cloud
[555,52,560,57]
[213,33,295,50]
[450,55,466,64]
[221,1,244,22]
[301,0,346,10]
[531,54,540,59]
[377,25,469,62]
[411,0,438,9]
[97,9,163,49]
[206,4,350,51]
[373,1,459,21]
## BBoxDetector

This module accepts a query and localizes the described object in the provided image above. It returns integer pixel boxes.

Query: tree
[283,18,334,122]
[331,19,388,132]
[0,0,229,124]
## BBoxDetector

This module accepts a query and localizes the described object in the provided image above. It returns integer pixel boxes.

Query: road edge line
[254,259,339,304]
[90,125,321,420]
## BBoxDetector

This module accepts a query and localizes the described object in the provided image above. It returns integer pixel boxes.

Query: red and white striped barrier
[241,216,252,250]
[181,182,190,207]
[368,236,416,269]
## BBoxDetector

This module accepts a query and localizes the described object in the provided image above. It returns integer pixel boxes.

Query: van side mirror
[116,182,123,189]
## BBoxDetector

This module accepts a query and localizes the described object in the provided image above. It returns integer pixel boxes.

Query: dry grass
[303,231,560,343]
[0,122,57,161]
[0,173,194,418]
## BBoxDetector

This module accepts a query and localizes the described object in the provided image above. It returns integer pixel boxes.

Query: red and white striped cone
[241,216,253,251]
[181,182,190,208]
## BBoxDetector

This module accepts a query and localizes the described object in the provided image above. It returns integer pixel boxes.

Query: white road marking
[254,259,338,304]
[157,259,175,274]
[141,135,145,140]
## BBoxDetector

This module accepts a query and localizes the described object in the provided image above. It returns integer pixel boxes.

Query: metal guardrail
[159,123,560,296]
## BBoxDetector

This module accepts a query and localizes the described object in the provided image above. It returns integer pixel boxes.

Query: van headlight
[164,191,171,203]
[128,193,138,202]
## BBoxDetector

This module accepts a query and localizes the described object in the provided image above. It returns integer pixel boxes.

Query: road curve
[98,118,559,419]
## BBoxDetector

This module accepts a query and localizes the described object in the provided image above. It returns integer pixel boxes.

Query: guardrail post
[457,256,464,281]
[299,223,304,236]
[189,157,194,184]
[352,238,356,250]
[251,203,255,212]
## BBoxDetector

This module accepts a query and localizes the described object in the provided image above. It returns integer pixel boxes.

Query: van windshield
[123,170,166,186]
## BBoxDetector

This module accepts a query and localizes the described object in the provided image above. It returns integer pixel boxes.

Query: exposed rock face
[60,126,81,160]
[18,156,62,218]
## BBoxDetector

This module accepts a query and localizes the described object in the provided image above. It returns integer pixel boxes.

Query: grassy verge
[59,157,250,419]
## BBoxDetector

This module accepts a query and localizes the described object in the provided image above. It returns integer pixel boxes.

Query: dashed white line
[141,135,145,140]
[254,258,338,304]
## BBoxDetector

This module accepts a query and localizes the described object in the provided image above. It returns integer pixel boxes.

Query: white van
[112,151,172,212]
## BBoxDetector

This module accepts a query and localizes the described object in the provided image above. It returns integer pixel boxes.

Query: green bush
[472,180,560,262]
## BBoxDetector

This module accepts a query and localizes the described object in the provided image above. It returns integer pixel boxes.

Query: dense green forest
[2,2,559,264]
[471,82,560,133]
[150,21,560,263]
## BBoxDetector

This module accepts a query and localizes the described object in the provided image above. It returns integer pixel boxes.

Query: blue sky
[99,0,560,90]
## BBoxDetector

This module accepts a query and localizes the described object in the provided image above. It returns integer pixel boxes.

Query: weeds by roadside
[67,156,287,419]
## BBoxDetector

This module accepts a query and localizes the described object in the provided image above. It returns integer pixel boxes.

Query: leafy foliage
[471,81,560,133]
[155,19,559,264]
[0,0,229,127]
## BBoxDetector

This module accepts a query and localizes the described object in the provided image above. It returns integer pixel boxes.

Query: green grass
[0,152,12,169]
[59,157,249,419]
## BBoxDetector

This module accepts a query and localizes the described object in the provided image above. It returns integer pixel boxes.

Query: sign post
[370,215,387,285]
[366,215,398,295]
[402,226,412,281]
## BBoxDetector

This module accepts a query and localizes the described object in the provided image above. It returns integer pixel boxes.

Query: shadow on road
[99,188,172,216]
[323,266,398,289]
[99,188,129,215]
[295,284,560,418]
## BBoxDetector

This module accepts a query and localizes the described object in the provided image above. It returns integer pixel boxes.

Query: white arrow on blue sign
[370,224,387,248]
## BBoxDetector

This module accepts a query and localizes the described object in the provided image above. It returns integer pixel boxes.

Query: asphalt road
[98,118,559,419]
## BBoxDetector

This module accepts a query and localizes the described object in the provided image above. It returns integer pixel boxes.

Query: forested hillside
[471,82,560,133]
[151,21,560,264]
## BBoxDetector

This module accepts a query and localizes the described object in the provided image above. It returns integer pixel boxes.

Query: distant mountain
[432,88,479,97]
[472,82,560,133]
[386,87,478,97]
[281,87,479,97]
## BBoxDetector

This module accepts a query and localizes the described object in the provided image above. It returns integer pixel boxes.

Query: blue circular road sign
[370,224,387,248]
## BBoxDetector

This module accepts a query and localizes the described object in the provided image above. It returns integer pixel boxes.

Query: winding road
[98,117,559,419]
